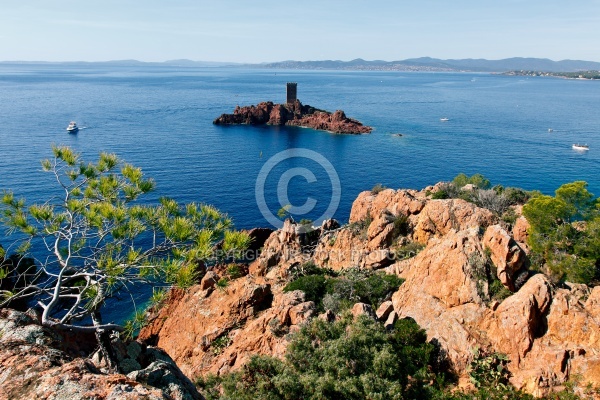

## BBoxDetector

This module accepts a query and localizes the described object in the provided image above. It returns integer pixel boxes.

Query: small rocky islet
[213,100,372,134]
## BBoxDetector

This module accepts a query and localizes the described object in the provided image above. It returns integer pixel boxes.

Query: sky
[1,0,599,63]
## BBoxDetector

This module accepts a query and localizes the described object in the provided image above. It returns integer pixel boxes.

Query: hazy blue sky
[2,0,599,62]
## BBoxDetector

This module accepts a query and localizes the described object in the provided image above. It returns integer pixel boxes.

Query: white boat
[440,117,449,122]
[572,144,589,151]
[548,128,553,132]
[66,121,79,133]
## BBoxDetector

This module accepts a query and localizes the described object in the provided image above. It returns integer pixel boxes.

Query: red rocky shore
[213,100,372,134]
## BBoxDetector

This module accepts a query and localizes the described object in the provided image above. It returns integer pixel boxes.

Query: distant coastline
[2,57,600,73]
[500,70,600,80]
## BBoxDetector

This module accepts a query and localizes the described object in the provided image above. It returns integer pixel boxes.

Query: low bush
[283,267,403,312]
[283,274,327,304]
[199,315,440,400]
[371,183,387,195]
[348,214,372,239]
[211,335,232,355]
[453,173,491,190]
[392,213,410,237]
[468,250,514,303]
[394,241,425,260]
[226,264,243,279]
[288,261,333,280]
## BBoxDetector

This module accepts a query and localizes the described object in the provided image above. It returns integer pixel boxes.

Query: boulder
[349,188,426,224]
[412,199,495,244]
[512,216,531,247]
[376,301,394,321]
[351,303,375,319]
[0,308,202,400]
[384,311,398,330]
[482,224,527,290]
[367,211,395,250]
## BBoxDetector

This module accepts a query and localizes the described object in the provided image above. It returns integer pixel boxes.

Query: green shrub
[503,187,531,205]
[468,348,510,390]
[432,189,450,199]
[392,213,409,237]
[268,317,289,337]
[199,315,439,400]
[348,214,372,239]
[216,277,229,290]
[475,189,510,215]
[501,208,518,226]
[353,273,404,306]
[211,335,232,355]
[523,181,600,285]
[284,268,403,312]
[453,173,491,190]
[371,183,387,195]
[226,264,243,279]
[467,251,515,303]
[489,279,512,302]
[283,274,327,304]
[321,293,352,314]
[394,241,425,260]
[288,261,333,280]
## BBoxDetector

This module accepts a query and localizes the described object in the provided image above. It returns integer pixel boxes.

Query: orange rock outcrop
[139,184,600,397]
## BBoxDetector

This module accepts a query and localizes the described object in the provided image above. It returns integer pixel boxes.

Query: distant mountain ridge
[2,57,599,72]
[259,57,600,72]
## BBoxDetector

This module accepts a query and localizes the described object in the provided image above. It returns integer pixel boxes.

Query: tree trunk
[92,311,119,372]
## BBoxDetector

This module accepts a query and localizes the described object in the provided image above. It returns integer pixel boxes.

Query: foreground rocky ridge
[0,308,202,399]
[139,184,600,397]
[213,100,373,134]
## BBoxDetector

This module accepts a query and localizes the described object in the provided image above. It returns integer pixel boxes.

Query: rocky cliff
[213,100,372,134]
[0,308,202,400]
[139,184,600,397]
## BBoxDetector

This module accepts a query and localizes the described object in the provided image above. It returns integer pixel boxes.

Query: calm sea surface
[1,64,599,320]
[1,65,599,229]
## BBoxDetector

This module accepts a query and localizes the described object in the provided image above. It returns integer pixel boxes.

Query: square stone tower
[286,82,297,104]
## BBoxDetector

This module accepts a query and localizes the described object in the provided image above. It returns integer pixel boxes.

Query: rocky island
[213,83,372,134]
[213,100,372,134]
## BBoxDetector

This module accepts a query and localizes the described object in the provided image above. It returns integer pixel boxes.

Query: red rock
[136,182,600,397]
[351,303,375,319]
[376,301,394,321]
[482,224,527,290]
[0,309,201,400]
[213,100,372,134]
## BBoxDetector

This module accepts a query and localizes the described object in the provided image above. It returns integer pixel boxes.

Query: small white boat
[572,144,589,151]
[548,128,553,132]
[440,117,449,122]
[66,121,79,133]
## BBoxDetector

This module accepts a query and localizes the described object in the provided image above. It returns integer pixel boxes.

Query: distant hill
[2,58,599,72]
[259,57,600,72]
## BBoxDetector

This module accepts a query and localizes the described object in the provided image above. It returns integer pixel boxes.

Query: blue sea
[1,64,599,321]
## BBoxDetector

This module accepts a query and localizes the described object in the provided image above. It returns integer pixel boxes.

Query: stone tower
[286,82,297,104]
